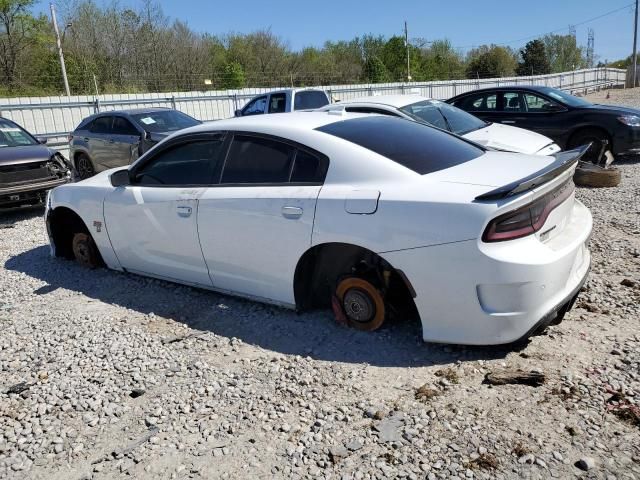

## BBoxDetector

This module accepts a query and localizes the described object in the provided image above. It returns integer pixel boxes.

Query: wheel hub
[343,288,375,323]
[74,241,89,263]
[77,157,94,179]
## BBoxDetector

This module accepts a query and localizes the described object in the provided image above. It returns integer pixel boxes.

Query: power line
[455,2,634,50]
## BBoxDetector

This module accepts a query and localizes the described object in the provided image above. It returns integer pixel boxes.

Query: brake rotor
[72,232,100,269]
[335,277,386,331]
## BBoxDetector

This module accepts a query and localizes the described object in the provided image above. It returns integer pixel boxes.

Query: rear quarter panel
[312,179,494,254]
[69,129,91,165]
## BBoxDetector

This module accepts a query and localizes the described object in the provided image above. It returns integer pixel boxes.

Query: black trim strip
[474,144,589,201]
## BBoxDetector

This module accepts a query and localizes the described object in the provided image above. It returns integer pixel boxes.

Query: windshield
[131,110,200,133]
[541,87,592,108]
[400,100,487,135]
[0,119,38,148]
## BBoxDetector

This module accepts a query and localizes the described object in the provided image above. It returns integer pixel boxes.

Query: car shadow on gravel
[0,206,44,224]
[5,245,519,368]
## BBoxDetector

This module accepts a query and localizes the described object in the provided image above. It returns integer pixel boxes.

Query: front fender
[48,183,122,270]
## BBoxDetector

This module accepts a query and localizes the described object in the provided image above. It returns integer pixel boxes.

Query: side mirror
[36,136,48,144]
[234,109,242,117]
[110,169,131,187]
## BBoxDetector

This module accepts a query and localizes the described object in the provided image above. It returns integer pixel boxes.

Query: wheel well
[48,207,91,260]
[293,242,417,318]
[568,126,612,150]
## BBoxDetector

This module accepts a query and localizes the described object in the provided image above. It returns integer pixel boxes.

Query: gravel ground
[1,89,639,480]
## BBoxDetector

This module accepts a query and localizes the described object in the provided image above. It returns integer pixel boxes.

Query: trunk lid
[434,146,587,244]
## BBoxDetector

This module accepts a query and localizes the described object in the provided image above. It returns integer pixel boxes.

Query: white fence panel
[0,67,626,158]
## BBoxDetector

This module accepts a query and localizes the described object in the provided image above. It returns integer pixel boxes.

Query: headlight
[618,115,640,127]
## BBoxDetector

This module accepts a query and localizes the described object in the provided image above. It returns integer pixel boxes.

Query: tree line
[0,0,627,97]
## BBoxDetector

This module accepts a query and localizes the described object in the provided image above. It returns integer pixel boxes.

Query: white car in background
[45,112,591,345]
[235,88,330,117]
[322,95,561,156]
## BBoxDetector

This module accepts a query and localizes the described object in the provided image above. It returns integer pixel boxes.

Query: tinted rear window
[294,91,329,110]
[316,116,484,174]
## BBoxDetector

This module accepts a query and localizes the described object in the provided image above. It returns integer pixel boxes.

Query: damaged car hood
[0,145,56,166]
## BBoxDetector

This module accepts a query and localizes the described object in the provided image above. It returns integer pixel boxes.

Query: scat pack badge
[93,221,102,233]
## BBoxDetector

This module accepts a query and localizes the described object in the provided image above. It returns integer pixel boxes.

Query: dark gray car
[0,117,72,211]
[69,108,201,179]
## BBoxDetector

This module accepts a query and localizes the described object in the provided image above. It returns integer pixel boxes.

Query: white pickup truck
[235,88,330,117]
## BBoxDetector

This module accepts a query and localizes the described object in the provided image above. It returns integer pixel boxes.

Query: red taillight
[482,180,575,243]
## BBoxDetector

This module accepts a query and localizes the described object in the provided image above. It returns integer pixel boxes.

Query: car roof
[450,85,552,98]
[335,94,431,108]
[250,88,327,97]
[177,111,376,136]
[95,107,173,116]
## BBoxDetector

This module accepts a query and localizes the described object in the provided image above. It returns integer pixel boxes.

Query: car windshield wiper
[475,145,589,201]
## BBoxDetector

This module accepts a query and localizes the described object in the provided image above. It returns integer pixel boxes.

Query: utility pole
[633,0,638,87]
[50,3,71,96]
[404,21,411,82]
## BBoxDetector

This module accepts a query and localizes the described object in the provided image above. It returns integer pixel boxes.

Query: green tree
[380,35,422,81]
[363,55,388,83]
[542,34,586,72]
[607,53,639,69]
[0,0,49,89]
[466,45,517,78]
[516,39,551,76]
[321,39,362,84]
[220,61,244,89]
[418,39,465,80]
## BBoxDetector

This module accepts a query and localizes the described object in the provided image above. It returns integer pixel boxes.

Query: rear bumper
[381,199,592,345]
[515,260,590,342]
[0,177,71,210]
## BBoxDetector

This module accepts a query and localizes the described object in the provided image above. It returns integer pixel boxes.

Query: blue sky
[43,0,637,62]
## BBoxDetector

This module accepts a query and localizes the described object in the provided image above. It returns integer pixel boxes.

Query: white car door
[104,134,226,286]
[197,134,328,305]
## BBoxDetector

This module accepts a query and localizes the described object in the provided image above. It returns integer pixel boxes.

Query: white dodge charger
[321,95,562,156]
[45,112,592,345]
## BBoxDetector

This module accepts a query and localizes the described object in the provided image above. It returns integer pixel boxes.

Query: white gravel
[1,89,639,479]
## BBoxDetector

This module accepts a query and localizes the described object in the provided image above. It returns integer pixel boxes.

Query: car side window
[268,93,287,113]
[523,93,561,113]
[89,116,113,134]
[294,91,329,110]
[112,117,139,136]
[242,96,267,116]
[459,93,497,112]
[134,138,224,186]
[221,135,294,184]
[502,92,524,112]
[290,150,327,183]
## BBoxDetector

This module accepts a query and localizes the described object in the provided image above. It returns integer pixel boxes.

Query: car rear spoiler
[474,144,589,201]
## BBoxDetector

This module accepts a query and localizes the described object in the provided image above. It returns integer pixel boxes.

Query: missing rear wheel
[335,277,386,331]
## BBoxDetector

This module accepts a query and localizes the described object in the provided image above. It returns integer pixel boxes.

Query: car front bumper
[613,127,640,156]
[381,199,592,345]
[0,177,71,211]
